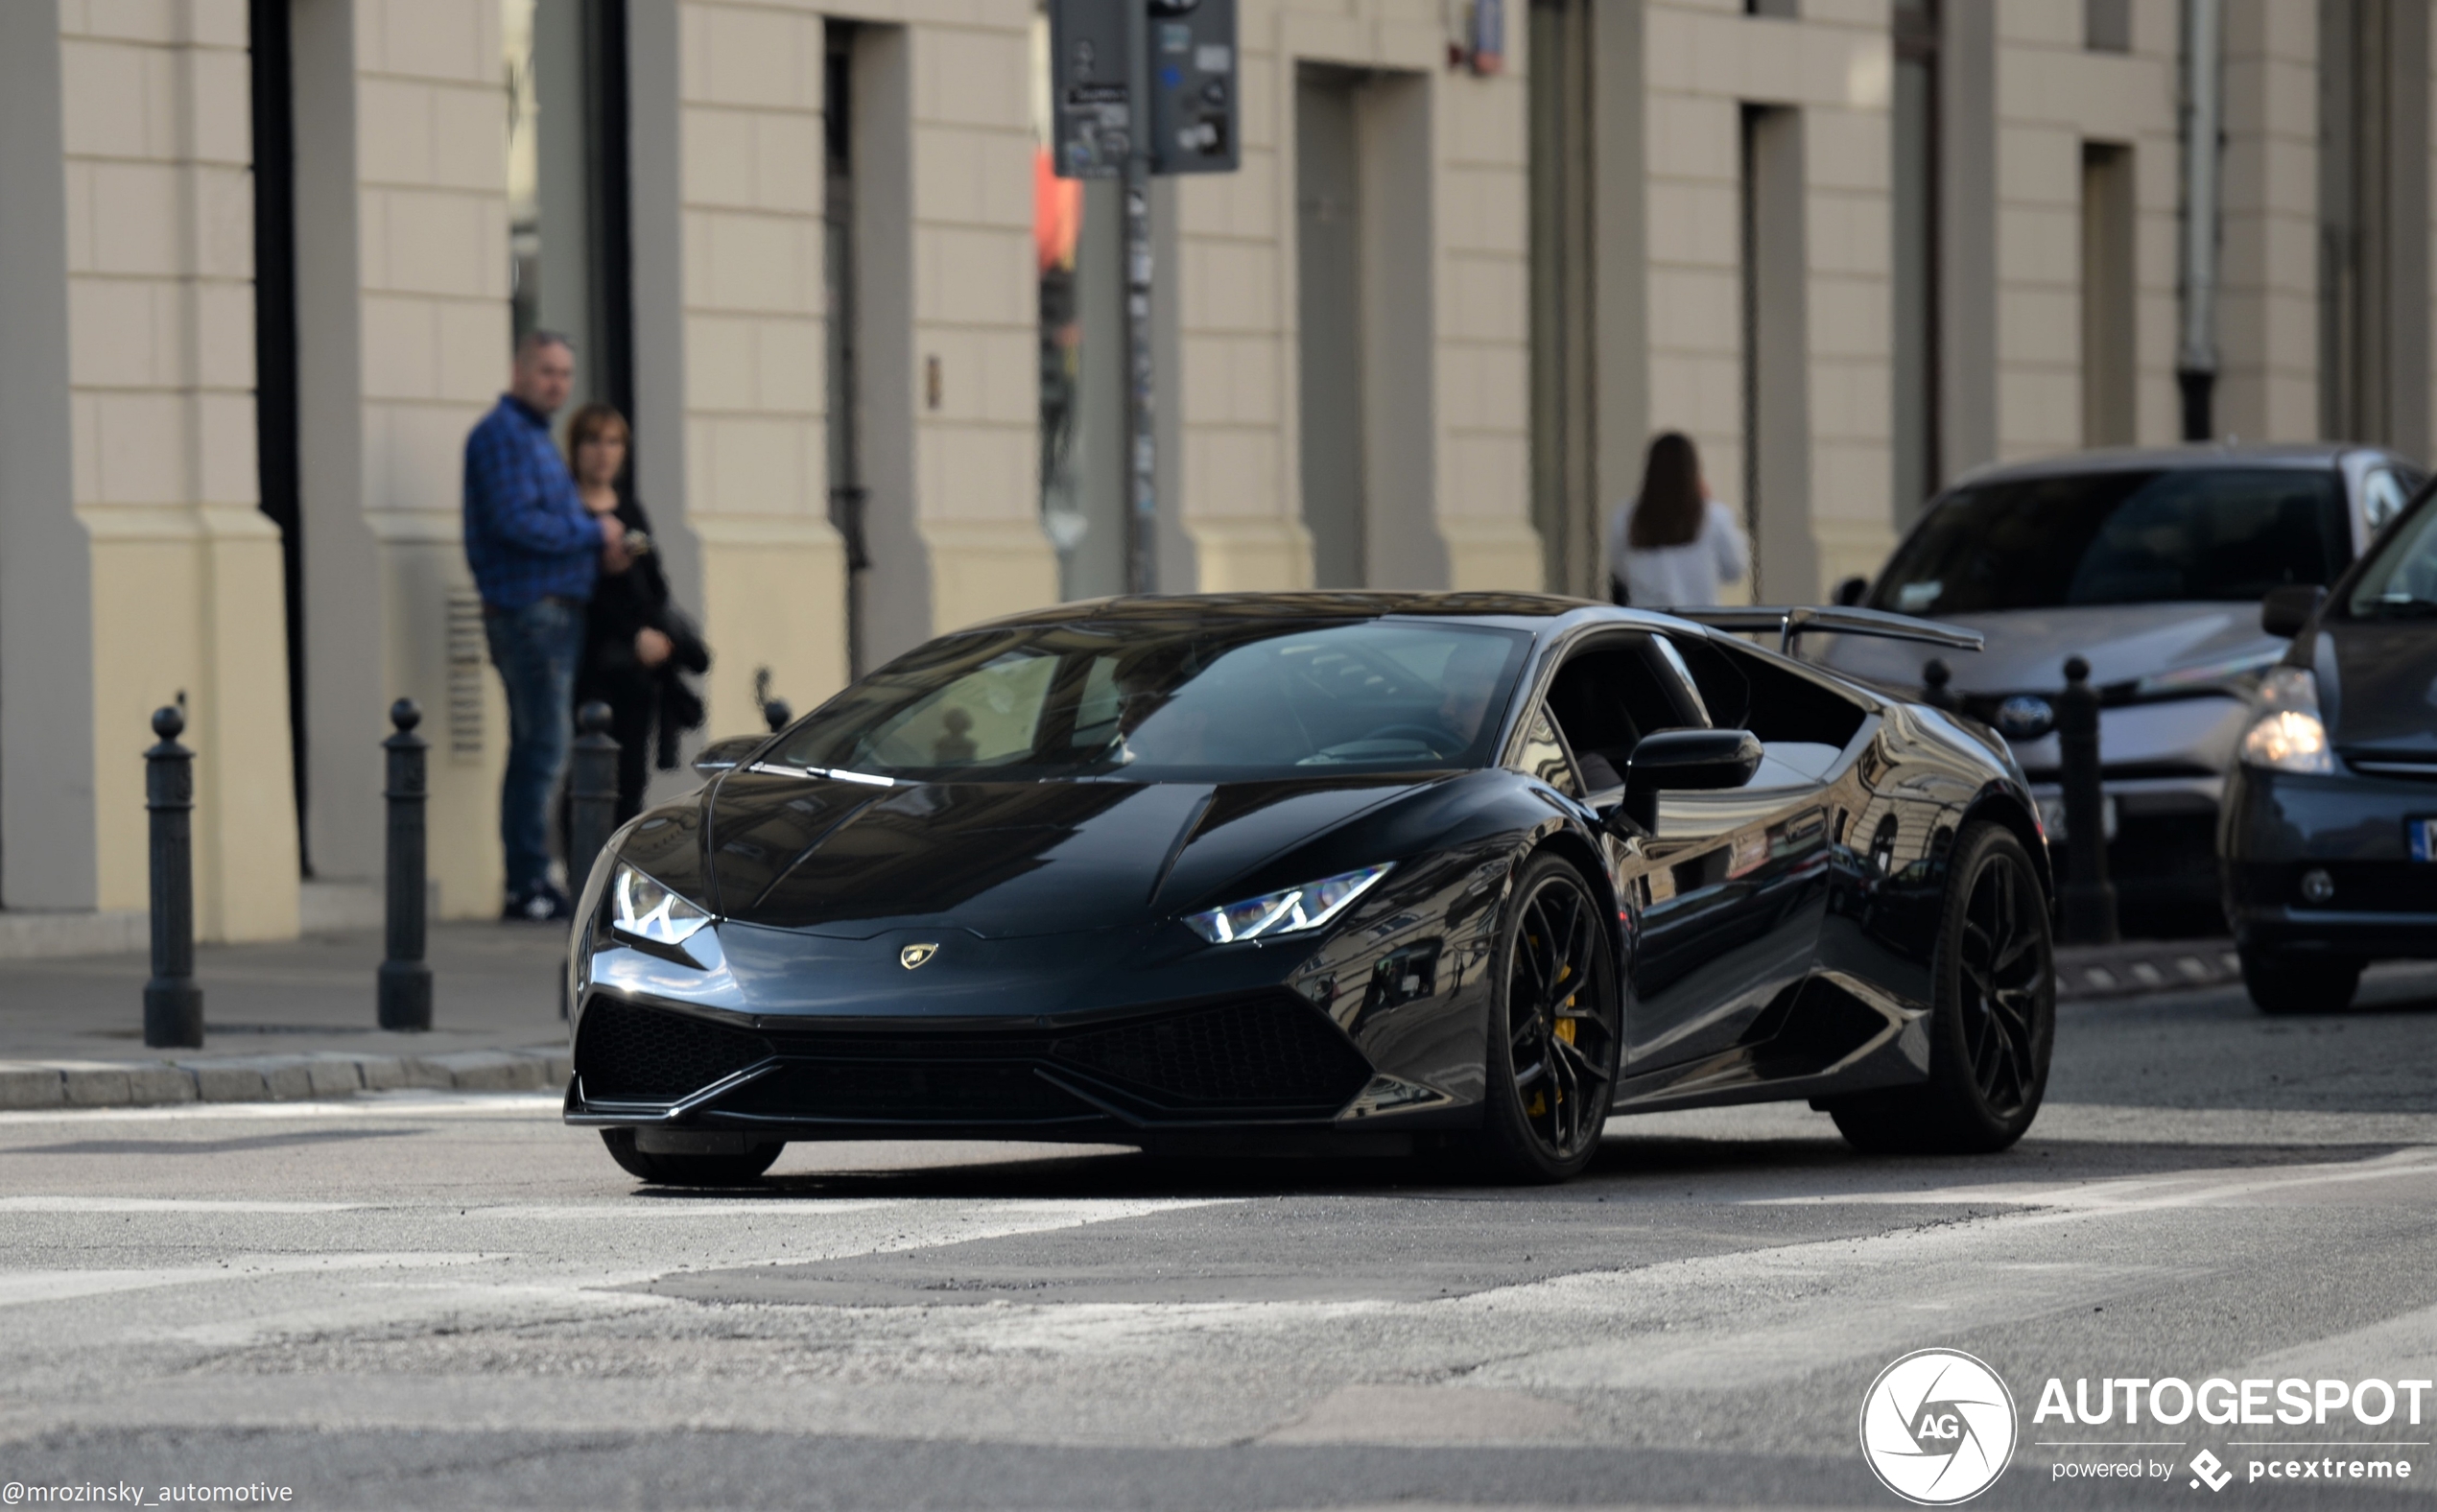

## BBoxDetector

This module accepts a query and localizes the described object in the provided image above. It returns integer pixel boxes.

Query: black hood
[701,769,1440,937]
[2323,621,2437,755]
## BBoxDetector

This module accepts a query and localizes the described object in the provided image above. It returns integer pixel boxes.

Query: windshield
[770,619,1532,782]
[1871,468,2349,615]
[2343,486,2437,618]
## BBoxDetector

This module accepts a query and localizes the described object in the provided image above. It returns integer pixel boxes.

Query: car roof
[963,590,1619,634]
[1949,442,2401,487]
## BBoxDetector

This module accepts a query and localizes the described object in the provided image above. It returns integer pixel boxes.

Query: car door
[1617,633,1849,1072]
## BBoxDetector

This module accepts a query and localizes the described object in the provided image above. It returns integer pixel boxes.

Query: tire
[2240,948,2360,1016]
[1473,853,1622,1184]
[601,1128,782,1187]
[1829,822,2054,1155]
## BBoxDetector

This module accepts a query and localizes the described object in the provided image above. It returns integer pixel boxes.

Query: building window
[503,0,633,414]
[2080,141,2136,447]
[2085,0,2131,52]
[2319,0,2431,450]
[1891,0,1939,527]
[1528,0,1597,597]
[1742,104,1815,601]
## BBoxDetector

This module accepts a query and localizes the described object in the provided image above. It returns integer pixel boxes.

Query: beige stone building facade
[0,0,2429,945]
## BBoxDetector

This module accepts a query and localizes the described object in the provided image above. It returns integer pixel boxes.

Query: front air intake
[575,999,773,1103]
[1051,992,1372,1111]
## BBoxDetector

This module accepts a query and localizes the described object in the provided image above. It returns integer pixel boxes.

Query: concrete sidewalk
[0,923,573,1110]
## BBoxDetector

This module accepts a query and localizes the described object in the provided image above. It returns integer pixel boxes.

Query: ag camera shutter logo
[1860,1349,2018,1504]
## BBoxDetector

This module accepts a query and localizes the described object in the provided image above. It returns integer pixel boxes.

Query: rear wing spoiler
[1666,604,1984,657]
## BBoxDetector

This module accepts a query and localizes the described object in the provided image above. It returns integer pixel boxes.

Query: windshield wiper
[745,760,896,787]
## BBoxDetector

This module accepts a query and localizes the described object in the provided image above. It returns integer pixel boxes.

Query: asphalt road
[4,970,2437,1510]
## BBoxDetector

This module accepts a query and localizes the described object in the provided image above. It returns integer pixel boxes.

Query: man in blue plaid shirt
[463,332,628,920]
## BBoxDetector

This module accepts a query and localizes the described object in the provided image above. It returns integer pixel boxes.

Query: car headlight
[610,862,713,946]
[2238,668,2334,775]
[1184,864,1391,944]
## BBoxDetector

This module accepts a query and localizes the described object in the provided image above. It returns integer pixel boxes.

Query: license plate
[2411,818,2437,862]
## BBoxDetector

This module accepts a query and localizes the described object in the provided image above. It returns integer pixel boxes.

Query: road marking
[1747,1146,2437,1215]
[0,1195,367,1214]
[0,1253,490,1309]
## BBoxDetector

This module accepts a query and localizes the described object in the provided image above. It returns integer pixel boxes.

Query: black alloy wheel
[1829,822,2054,1155]
[601,1128,782,1187]
[1478,853,1621,1182]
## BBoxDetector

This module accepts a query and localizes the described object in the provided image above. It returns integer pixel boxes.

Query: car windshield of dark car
[2343,496,2437,618]
[769,620,1532,782]
[1869,468,2349,615]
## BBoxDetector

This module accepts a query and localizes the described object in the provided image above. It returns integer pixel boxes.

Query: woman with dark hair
[1605,431,1749,607]
[564,402,710,821]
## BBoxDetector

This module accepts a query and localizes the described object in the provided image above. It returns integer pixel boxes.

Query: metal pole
[567,700,621,900]
[2057,654,2119,944]
[143,705,202,1049]
[2176,0,2224,440]
[1123,107,1156,594]
[377,698,432,1030]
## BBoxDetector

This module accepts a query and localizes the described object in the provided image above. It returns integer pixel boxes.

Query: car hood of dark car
[1813,602,2281,695]
[699,768,1444,937]
[2320,621,2437,753]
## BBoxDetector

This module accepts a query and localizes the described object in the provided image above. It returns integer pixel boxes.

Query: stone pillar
[294,0,511,919]
[58,1,299,941]
[0,0,99,915]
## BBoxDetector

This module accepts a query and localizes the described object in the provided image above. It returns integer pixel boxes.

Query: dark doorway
[249,0,307,872]
[1296,65,1364,588]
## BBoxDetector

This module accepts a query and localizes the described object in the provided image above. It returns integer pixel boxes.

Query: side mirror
[2261,584,2326,638]
[691,734,769,778]
[1611,728,1764,832]
[1833,576,1870,607]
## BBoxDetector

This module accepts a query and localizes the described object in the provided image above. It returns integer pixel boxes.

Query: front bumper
[2221,765,2437,957]
[561,918,1462,1141]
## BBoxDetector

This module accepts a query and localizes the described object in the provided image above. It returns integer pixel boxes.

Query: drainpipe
[2178,0,2224,441]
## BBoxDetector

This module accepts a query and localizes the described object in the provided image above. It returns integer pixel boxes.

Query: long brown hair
[1627,431,1704,549]
[563,401,630,484]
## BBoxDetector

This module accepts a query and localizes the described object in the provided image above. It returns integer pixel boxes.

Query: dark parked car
[1815,446,2422,936]
[563,592,2054,1186]
[2223,476,2437,1012]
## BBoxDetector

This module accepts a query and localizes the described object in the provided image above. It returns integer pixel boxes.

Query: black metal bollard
[762,697,793,733]
[2057,655,2119,944]
[143,705,203,1049]
[1920,657,1959,713]
[378,698,432,1030]
[567,701,620,901]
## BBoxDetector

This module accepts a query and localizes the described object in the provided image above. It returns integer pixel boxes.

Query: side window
[1510,708,1580,797]
[1666,633,1865,748]
[2364,468,2412,535]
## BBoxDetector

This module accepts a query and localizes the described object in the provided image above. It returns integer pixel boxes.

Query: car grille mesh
[721,1060,1090,1122]
[1052,994,1371,1109]
[574,993,1371,1120]
[575,999,772,1102]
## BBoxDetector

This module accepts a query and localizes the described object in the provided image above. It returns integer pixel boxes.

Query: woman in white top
[1605,431,1750,608]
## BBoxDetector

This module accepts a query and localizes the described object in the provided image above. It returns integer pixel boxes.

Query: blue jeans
[484,597,586,899]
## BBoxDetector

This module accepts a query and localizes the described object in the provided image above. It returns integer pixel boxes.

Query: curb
[0,1047,572,1112]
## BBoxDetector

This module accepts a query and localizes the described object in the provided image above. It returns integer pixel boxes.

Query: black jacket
[577,491,710,771]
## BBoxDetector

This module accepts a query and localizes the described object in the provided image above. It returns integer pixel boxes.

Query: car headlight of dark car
[2238,668,2335,775]
[609,861,714,947]
[1184,863,1392,944]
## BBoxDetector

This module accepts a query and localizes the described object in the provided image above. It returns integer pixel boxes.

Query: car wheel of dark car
[600,1128,782,1187]
[2238,948,2360,1016]
[1827,822,2053,1155]
[1476,854,1621,1184]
